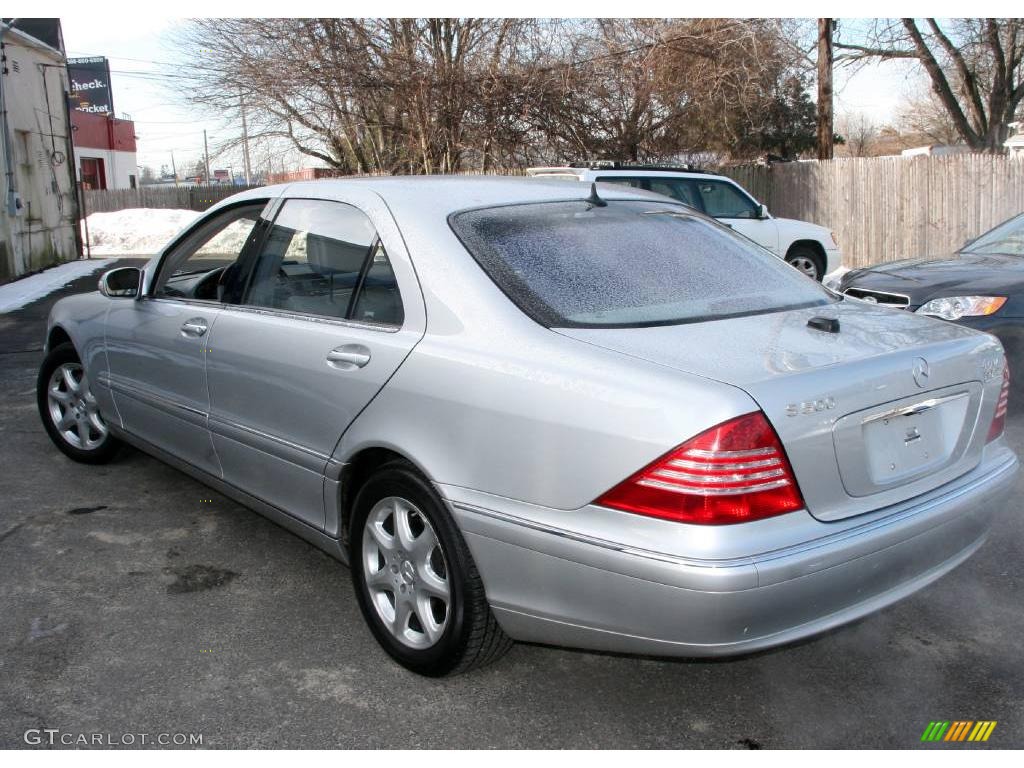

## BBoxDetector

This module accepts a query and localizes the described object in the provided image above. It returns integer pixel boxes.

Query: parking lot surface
[1,260,1022,748]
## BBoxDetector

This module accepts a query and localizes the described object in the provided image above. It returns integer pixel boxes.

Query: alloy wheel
[46,362,108,451]
[361,496,451,649]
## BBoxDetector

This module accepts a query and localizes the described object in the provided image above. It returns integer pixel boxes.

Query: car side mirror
[99,267,142,298]
[757,203,770,219]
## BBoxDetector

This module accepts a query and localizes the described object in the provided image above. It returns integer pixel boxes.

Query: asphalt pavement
[1,260,1022,748]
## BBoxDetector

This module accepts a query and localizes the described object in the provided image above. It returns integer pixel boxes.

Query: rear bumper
[447,446,1017,658]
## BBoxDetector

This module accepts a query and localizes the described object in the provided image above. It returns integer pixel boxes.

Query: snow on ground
[81,208,199,256]
[0,259,114,313]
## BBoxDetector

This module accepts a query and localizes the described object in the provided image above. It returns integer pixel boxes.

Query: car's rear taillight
[987,364,1010,442]
[595,412,805,525]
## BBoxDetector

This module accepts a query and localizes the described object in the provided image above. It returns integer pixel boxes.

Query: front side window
[696,181,759,219]
[450,200,832,328]
[153,204,264,301]
[243,198,403,325]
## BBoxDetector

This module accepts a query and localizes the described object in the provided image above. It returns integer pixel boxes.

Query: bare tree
[533,19,817,163]
[837,111,878,156]
[175,18,817,171]
[817,18,834,159]
[177,19,539,174]
[896,90,962,145]
[836,19,1024,151]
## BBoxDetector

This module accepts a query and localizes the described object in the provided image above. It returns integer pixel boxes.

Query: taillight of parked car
[595,412,805,525]
[987,364,1011,443]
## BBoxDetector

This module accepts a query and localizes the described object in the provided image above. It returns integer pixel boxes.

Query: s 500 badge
[786,397,837,417]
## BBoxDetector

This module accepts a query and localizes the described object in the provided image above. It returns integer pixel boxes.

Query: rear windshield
[449,200,833,328]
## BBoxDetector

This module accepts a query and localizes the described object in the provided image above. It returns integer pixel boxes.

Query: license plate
[862,393,969,484]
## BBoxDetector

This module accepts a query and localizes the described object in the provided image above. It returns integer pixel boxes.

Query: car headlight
[916,296,1007,320]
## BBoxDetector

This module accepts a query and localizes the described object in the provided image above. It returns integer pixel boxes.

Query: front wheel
[350,461,512,676]
[785,245,824,282]
[37,342,120,464]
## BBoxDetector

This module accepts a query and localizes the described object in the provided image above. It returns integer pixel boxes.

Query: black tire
[785,244,825,282]
[349,460,512,676]
[37,342,121,464]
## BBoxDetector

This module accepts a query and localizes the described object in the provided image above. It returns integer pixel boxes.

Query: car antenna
[585,182,607,208]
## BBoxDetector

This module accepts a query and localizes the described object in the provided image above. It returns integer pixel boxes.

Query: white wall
[0,28,79,280]
[74,147,139,190]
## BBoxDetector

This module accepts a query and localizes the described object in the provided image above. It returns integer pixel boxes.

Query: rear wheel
[350,461,512,676]
[37,342,120,464]
[786,245,824,282]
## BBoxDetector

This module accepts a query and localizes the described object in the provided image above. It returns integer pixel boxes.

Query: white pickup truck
[527,163,842,282]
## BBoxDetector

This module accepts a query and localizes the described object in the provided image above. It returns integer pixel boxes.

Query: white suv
[527,163,842,282]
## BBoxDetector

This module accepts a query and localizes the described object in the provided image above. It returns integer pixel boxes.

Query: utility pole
[203,129,211,185]
[170,151,178,187]
[240,96,252,185]
[817,18,834,161]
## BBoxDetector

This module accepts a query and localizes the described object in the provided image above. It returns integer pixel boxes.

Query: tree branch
[901,18,981,146]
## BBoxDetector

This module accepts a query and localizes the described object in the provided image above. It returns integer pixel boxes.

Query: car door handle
[326,345,371,370]
[180,318,208,338]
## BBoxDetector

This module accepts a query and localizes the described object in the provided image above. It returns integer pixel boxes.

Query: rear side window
[450,200,832,328]
[243,199,403,326]
[596,176,700,209]
[595,176,647,191]
[352,242,404,326]
[696,181,758,218]
[647,179,700,208]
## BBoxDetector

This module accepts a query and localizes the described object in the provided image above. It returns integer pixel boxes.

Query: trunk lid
[558,300,1003,521]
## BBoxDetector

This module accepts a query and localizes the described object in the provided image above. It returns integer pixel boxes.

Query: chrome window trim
[144,296,226,310]
[221,303,402,333]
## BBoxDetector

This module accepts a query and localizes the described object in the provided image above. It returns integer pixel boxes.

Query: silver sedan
[38,178,1018,676]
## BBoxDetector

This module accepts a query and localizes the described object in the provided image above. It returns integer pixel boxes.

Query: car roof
[527,167,732,182]
[273,175,673,217]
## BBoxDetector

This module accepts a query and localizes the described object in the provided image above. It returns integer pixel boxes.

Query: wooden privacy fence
[82,158,1024,269]
[81,169,525,215]
[83,185,262,214]
[721,155,1024,269]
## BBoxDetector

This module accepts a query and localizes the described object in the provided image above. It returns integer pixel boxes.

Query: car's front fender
[46,291,116,422]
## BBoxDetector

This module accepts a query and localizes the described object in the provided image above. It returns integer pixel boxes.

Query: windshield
[449,200,833,328]
[962,214,1024,256]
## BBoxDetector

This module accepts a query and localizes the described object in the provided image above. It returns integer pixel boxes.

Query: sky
[61,17,248,176]
[59,16,933,175]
